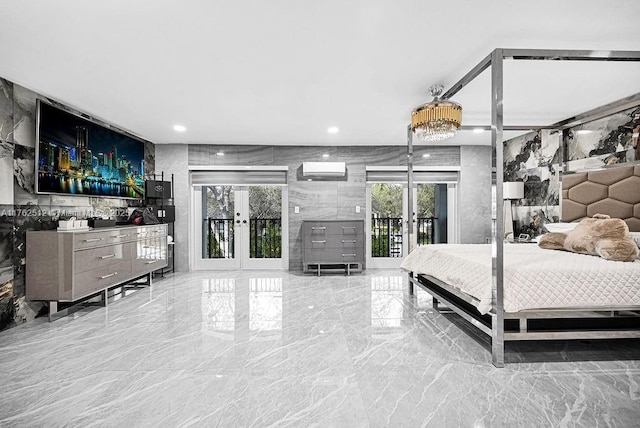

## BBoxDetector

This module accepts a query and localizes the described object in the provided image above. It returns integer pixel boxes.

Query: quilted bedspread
[400,244,640,314]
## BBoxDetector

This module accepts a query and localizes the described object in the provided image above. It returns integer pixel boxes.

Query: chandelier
[411,85,462,142]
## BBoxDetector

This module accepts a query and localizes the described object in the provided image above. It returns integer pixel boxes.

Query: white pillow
[630,232,640,249]
[544,222,578,234]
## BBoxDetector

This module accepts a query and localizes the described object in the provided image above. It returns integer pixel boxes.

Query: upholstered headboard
[562,165,640,232]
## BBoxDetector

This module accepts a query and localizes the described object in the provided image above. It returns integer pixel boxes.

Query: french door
[192,184,287,270]
[366,180,455,268]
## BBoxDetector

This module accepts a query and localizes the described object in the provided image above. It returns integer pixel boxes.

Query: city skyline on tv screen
[36,101,146,199]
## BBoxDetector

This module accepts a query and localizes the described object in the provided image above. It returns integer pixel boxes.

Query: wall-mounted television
[35,99,146,199]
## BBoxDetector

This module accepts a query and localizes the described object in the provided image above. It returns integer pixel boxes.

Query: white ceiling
[2,1,639,146]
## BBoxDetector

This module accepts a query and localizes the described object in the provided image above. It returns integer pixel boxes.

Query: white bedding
[400,244,640,314]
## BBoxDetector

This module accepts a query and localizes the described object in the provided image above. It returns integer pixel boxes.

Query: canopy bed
[403,48,640,367]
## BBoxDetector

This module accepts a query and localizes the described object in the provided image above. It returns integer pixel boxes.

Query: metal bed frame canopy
[406,48,640,367]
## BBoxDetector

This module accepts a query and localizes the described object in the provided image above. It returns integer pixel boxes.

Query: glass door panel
[367,183,407,268]
[243,186,283,269]
[193,184,285,270]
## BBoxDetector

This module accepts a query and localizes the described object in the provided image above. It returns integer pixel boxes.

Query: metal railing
[206,218,234,258]
[371,216,438,257]
[371,217,403,257]
[250,218,282,259]
[417,217,436,245]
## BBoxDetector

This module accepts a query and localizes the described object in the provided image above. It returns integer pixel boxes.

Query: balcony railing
[250,218,282,259]
[417,217,436,246]
[371,217,403,257]
[206,218,234,259]
[371,216,437,257]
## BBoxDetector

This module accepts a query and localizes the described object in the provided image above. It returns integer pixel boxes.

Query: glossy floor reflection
[1,270,639,427]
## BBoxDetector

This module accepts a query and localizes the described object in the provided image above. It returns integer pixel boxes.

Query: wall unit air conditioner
[302,162,346,177]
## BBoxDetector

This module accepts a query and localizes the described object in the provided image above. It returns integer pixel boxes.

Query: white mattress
[400,244,640,314]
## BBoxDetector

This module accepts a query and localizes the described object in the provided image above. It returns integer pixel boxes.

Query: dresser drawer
[72,260,132,300]
[305,235,363,249]
[303,221,364,236]
[74,243,132,273]
[105,229,135,244]
[304,247,364,263]
[134,226,166,239]
[73,231,111,250]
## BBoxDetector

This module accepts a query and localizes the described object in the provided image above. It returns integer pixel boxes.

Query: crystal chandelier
[411,85,462,142]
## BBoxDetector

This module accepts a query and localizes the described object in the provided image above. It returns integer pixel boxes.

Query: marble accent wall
[565,106,640,170]
[0,78,156,331]
[459,146,492,244]
[180,144,463,271]
[504,130,561,237]
[503,105,639,236]
[0,79,14,329]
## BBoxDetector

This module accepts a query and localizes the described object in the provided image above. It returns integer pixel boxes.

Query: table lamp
[503,181,524,241]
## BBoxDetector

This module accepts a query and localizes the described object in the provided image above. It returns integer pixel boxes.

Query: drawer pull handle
[342,226,356,229]
[145,260,159,264]
[83,238,104,242]
[143,246,154,249]
[99,272,117,279]
[311,240,326,244]
[137,233,148,236]
[342,240,357,243]
[98,254,116,259]
[311,227,326,230]
[111,234,129,238]
[342,253,356,257]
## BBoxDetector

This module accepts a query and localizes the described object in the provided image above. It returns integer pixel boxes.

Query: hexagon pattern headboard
[562,165,640,232]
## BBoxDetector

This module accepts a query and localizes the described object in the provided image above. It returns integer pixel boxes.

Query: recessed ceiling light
[322,154,330,158]
[576,129,593,134]
[327,126,339,134]
[173,124,186,132]
[422,154,431,158]
[216,152,224,156]
[473,128,485,133]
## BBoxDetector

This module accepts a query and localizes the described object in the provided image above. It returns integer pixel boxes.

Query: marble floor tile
[0,269,639,427]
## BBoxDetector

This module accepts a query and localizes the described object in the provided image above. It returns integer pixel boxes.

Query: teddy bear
[538,214,639,262]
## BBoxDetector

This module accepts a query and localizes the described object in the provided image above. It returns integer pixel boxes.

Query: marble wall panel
[336,174,367,220]
[0,140,13,205]
[504,130,561,236]
[13,84,37,148]
[337,146,403,167]
[0,209,14,329]
[566,106,639,167]
[144,141,155,179]
[189,145,275,166]
[0,78,13,143]
[155,144,189,271]
[459,146,492,244]
[14,142,34,196]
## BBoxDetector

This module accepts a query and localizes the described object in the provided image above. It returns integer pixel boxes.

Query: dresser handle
[143,245,154,249]
[110,234,129,238]
[99,272,117,279]
[342,240,357,243]
[145,260,159,264]
[311,240,326,244]
[342,253,356,257]
[83,237,104,242]
[311,227,326,230]
[342,226,356,230]
[137,232,148,236]
[98,254,116,259]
